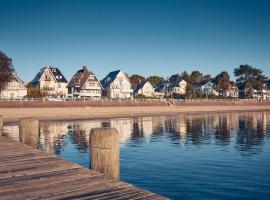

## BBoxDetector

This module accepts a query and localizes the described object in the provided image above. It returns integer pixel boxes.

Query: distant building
[219,81,239,98]
[238,83,270,100]
[134,81,154,98]
[193,80,218,95]
[67,66,102,99]
[261,83,270,100]
[238,84,254,99]
[154,80,168,98]
[167,74,187,97]
[0,72,27,99]
[31,66,68,98]
[100,70,133,99]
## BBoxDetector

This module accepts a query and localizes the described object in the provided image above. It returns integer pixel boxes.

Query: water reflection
[4,112,270,155]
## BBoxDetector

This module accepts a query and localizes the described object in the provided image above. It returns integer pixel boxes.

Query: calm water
[4,111,270,199]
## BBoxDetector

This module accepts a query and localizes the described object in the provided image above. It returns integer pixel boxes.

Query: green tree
[190,71,204,84]
[214,71,230,93]
[0,51,14,91]
[203,74,212,81]
[147,76,164,88]
[234,65,268,98]
[180,71,189,82]
[129,74,146,88]
[26,83,42,98]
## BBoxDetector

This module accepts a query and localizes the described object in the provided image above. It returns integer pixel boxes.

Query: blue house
[192,80,217,95]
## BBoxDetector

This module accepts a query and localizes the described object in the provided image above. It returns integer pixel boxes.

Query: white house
[219,81,239,98]
[67,66,102,99]
[31,66,68,98]
[100,70,133,99]
[193,80,218,95]
[134,81,154,98]
[155,74,187,98]
[167,74,187,97]
[154,80,168,98]
[0,72,27,99]
[261,83,270,100]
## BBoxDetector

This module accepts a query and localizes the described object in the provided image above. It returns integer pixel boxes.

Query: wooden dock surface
[0,136,167,200]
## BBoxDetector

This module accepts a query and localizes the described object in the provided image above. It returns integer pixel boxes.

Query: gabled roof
[193,80,213,88]
[49,67,68,83]
[31,66,67,84]
[100,70,122,88]
[168,74,186,88]
[262,83,270,90]
[67,66,96,89]
[1,72,26,89]
[133,81,152,93]
[155,80,168,92]
[12,72,25,85]
[267,80,270,89]
[169,74,184,83]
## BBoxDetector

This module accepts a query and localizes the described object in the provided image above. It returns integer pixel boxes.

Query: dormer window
[56,75,62,79]
[51,68,56,72]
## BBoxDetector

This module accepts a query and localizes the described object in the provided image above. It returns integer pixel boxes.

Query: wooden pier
[0,136,167,200]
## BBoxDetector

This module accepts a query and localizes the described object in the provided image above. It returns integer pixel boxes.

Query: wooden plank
[0,136,168,200]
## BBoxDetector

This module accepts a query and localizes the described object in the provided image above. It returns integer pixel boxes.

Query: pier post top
[90,128,119,149]
[19,117,38,121]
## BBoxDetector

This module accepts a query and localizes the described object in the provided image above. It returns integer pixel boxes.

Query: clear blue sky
[0,0,269,82]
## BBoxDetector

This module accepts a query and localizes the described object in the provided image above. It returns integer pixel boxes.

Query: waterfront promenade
[0,135,166,199]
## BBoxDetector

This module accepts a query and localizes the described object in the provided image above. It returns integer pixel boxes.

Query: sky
[0,0,270,83]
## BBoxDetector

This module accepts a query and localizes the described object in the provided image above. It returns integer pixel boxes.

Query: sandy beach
[1,105,270,124]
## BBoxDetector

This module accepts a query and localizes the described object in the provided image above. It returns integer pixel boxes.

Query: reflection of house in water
[69,121,102,152]
[39,123,69,154]
[2,125,19,141]
[110,118,133,144]
[235,112,270,154]
[151,116,165,135]
[138,117,153,140]
[2,111,270,156]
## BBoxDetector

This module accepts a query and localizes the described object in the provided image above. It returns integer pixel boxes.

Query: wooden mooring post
[0,115,3,136]
[19,118,39,147]
[90,128,119,180]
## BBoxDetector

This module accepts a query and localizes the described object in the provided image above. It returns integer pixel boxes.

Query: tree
[26,83,42,98]
[0,51,14,91]
[214,71,230,93]
[129,74,146,88]
[203,74,212,81]
[180,71,192,98]
[190,71,204,84]
[147,76,164,88]
[180,71,189,82]
[234,65,268,98]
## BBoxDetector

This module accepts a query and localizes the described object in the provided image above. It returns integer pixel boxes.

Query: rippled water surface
[4,111,270,199]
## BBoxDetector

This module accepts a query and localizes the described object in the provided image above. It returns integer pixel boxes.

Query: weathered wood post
[90,128,119,180]
[0,115,3,136]
[19,118,39,147]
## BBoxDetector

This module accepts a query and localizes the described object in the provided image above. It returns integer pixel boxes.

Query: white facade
[134,81,155,97]
[68,67,102,99]
[32,67,68,98]
[168,79,187,96]
[221,84,239,98]
[101,70,133,99]
[0,73,27,99]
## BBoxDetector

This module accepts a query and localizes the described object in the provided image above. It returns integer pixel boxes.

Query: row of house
[1,66,270,100]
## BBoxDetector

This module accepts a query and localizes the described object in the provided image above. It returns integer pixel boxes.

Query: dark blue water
[4,112,270,199]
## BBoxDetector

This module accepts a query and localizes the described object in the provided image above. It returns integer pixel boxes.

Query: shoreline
[1,105,270,124]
